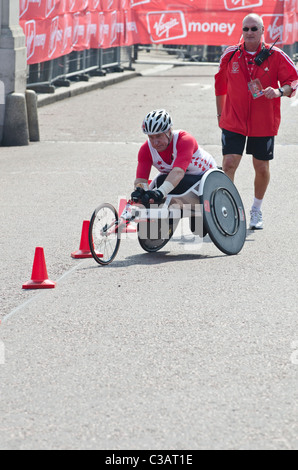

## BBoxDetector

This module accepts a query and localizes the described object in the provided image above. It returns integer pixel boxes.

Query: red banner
[19,1,298,65]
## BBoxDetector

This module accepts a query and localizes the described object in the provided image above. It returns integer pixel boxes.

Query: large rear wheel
[201,171,246,255]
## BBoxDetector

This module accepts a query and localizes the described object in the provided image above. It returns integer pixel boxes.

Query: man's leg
[252,157,270,200]
[221,130,245,181]
[222,154,242,182]
[249,157,270,229]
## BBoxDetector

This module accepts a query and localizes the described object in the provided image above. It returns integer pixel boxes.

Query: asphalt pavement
[0,49,298,450]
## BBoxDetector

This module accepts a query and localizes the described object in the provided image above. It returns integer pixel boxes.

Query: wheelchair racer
[131,109,217,207]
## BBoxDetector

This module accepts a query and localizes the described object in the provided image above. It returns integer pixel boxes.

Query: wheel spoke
[89,204,121,265]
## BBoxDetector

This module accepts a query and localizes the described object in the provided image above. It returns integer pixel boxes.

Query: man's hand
[131,187,145,202]
[263,87,281,99]
[141,190,164,206]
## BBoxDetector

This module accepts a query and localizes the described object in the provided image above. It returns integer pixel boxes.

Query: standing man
[215,13,298,229]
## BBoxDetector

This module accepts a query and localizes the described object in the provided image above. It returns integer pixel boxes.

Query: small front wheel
[89,203,121,265]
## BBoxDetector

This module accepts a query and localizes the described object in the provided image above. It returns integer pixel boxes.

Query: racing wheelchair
[88,169,247,265]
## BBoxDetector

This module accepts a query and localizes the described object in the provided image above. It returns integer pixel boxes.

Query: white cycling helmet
[142,109,173,135]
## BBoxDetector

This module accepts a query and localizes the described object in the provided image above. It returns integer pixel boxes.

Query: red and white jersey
[136,130,217,180]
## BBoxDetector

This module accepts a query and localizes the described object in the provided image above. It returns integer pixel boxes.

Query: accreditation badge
[248,78,264,99]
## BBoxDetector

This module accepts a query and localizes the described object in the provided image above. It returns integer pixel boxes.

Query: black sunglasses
[243,26,259,32]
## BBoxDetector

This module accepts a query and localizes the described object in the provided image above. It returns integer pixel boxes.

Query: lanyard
[237,51,264,99]
[244,53,257,80]
[236,51,253,84]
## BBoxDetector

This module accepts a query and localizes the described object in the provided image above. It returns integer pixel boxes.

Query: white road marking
[1,260,88,324]
[182,84,212,90]
[42,141,142,145]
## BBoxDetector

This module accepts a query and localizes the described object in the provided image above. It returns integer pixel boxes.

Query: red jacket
[215,42,298,136]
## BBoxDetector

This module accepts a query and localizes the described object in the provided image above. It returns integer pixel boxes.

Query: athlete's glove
[131,187,145,202]
[141,190,164,206]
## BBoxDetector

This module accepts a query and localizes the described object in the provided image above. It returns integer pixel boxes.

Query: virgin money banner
[20,1,297,65]
[133,0,297,47]
[131,0,286,14]
[20,1,138,64]
[20,1,132,20]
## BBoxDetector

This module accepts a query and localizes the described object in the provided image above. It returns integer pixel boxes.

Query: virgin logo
[48,16,59,58]
[131,0,151,7]
[91,0,100,8]
[62,15,72,53]
[86,12,97,46]
[72,13,80,45]
[224,0,263,11]
[46,0,56,18]
[102,0,115,9]
[68,0,77,11]
[263,15,285,44]
[110,10,118,45]
[121,0,129,9]
[25,20,36,60]
[154,15,179,38]
[97,12,105,46]
[147,11,187,43]
[19,0,30,18]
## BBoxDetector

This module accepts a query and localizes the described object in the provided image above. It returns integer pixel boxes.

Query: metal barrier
[138,43,298,64]
[27,42,298,93]
[27,46,134,93]
[138,44,212,62]
[284,42,298,65]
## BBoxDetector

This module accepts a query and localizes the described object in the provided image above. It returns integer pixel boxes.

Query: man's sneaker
[249,208,264,230]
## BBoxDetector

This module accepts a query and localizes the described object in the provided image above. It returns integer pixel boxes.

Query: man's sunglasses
[243,26,259,32]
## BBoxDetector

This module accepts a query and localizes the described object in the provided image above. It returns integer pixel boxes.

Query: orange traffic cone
[118,198,137,233]
[22,247,56,289]
[71,220,94,259]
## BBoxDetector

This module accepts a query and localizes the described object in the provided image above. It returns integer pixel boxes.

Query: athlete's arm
[173,131,198,171]
[157,132,195,195]
[164,167,185,187]
[134,178,149,190]
[134,143,152,189]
